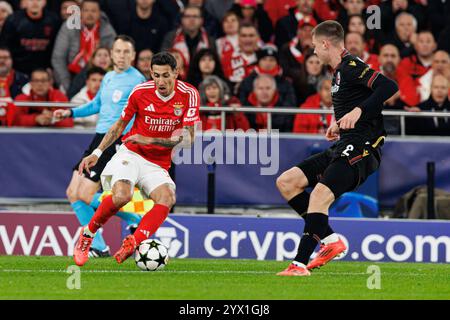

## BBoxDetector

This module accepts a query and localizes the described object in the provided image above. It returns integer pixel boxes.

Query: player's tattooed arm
[150,125,195,148]
[151,136,184,148]
[124,134,182,147]
[97,118,128,151]
[123,126,195,148]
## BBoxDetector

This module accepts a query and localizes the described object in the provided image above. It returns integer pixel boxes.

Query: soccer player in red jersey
[73,52,200,266]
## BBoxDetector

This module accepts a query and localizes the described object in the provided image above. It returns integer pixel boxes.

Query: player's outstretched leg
[277,183,336,276]
[305,173,348,270]
[93,190,144,234]
[67,174,110,256]
[113,184,175,264]
[90,191,143,252]
[277,170,344,275]
[276,167,338,244]
[73,181,131,266]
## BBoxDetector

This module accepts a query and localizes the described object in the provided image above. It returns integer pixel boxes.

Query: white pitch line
[0,269,274,274]
[0,269,433,276]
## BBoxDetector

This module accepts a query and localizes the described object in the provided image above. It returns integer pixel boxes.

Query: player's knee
[276,172,293,193]
[310,183,335,206]
[275,174,286,191]
[78,191,93,205]
[158,192,176,208]
[276,169,307,194]
[157,190,176,208]
[66,186,78,203]
[112,190,133,208]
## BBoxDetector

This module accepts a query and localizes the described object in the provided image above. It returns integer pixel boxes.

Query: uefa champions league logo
[154,217,189,258]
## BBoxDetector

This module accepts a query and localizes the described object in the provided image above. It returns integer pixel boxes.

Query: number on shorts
[342,144,354,157]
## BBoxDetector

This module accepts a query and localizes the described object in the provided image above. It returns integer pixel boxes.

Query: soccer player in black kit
[276,21,398,276]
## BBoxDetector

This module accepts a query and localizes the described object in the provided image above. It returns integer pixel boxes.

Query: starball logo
[154,218,189,258]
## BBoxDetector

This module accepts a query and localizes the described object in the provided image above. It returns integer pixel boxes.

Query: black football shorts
[297,138,382,199]
[72,133,123,183]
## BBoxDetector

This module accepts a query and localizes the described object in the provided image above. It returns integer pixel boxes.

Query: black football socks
[288,192,335,237]
[294,212,329,265]
[287,192,310,218]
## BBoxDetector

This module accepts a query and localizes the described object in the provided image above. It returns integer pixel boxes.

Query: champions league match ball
[134,239,169,271]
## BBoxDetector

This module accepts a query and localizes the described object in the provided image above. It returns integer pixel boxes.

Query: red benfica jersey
[221,50,256,83]
[363,52,380,71]
[121,80,200,170]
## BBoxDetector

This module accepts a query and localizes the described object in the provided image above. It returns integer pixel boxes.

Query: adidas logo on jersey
[145,104,156,112]
[140,230,151,238]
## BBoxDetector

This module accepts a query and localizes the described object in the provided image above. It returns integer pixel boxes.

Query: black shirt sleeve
[342,59,398,118]
[359,74,398,118]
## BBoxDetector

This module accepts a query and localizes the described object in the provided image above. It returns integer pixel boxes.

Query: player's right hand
[326,123,340,141]
[78,154,99,176]
[53,109,71,121]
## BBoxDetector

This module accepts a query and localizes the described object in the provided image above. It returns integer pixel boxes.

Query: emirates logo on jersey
[144,116,181,132]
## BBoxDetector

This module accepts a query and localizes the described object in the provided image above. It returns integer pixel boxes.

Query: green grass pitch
[0,256,449,300]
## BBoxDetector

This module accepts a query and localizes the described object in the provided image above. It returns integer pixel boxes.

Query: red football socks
[133,204,170,244]
[88,195,120,234]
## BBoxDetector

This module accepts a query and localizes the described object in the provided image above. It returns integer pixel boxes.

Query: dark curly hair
[151,51,178,71]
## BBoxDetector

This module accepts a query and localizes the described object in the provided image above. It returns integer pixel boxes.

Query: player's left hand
[326,122,340,141]
[123,134,152,145]
[78,154,98,176]
[337,107,362,130]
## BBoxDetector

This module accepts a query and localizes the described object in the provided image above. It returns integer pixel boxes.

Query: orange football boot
[277,263,311,276]
[73,229,93,266]
[307,238,347,270]
[114,235,137,264]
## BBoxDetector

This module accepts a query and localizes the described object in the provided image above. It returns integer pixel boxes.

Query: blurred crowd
[0,0,449,135]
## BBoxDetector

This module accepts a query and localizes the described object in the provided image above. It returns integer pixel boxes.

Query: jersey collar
[156,88,175,102]
[333,49,351,73]
[341,49,350,58]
